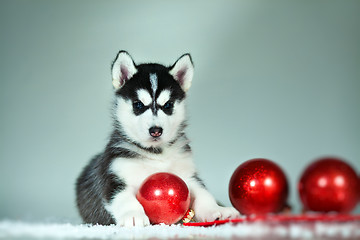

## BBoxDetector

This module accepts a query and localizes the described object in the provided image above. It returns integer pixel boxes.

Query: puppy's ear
[169,54,194,92]
[111,51,137,90]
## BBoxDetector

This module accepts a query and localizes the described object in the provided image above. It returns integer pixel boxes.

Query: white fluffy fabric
[1,220,360,239]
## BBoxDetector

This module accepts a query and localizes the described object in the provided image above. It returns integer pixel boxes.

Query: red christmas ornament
[359,174,360,201]
[136,172,191,225]
[299,157,359,213]
[229,158,289,215]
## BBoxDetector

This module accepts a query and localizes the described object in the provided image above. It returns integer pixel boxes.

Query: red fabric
[183,214,360,227]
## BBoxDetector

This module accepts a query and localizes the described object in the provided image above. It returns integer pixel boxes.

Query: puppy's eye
[133,101,145,110]
[163,101,174,110]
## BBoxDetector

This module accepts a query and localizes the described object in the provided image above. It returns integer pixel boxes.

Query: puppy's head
[111,51,194,149]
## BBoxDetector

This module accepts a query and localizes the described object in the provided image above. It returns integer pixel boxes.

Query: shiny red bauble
[229,158,289,215]
[136,172,190,225]
[359,174,360,201]
[299,157,359,213]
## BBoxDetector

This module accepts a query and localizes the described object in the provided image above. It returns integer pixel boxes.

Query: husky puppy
[76,51,239,227]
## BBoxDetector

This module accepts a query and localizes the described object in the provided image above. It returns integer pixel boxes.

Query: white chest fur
[110,145,196,192]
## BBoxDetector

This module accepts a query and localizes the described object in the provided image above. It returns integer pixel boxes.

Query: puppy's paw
[116,211,150,227]
[195,205,240,222]
[216,206,240,220]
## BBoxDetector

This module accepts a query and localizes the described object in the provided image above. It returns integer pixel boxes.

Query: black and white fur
[76,51,239,227]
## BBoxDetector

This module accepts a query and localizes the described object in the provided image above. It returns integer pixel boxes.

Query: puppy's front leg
[105,187,150,227]
[188,180,240,222]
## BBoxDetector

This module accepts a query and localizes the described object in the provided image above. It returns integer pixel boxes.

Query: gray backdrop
[1,0,359,222]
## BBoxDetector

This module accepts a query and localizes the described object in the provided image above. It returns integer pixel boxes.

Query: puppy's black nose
[149,127,163,138]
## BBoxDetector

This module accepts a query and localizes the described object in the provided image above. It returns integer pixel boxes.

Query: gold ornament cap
[182,209,195,223]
